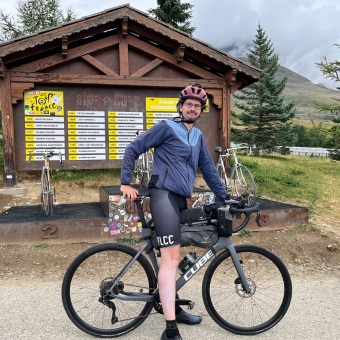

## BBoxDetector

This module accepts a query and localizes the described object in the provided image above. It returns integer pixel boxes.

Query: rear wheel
[203,245,292,335]
[62,243,157,338]
[41,169,50,216]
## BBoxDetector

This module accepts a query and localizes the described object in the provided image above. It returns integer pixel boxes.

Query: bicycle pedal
[188,301,195,309]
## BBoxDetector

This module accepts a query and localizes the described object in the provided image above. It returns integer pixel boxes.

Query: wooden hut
[0,4,260,187]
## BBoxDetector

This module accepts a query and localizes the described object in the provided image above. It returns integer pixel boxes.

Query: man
[120,83,229,340]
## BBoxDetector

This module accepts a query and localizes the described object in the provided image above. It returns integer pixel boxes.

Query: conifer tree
[314,44,340,160]
[231,24,296,155]
[0,0,76,41]
[148,0,195,35]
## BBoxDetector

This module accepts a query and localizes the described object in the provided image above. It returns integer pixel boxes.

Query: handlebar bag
[150,217,218,249]
[217,205,233,237]
[180,223,218,248]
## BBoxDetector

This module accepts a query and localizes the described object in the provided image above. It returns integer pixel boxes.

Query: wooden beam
[0,75,17,186]
[81,54,119,76]
[119,18,129,76]
[121,16,128,37]
[9,71,226,89]
[10,82,34,104]
[12,35,119,72]
[0,58,5,78]
[225,69,237,86]
[62,36,68,58]
[127,35,221,80]
[205,88,222,109]
[130,58,163,77]
[174,44,185,64]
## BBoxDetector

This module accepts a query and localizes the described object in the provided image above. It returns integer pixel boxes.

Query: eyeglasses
[184,102,202,110]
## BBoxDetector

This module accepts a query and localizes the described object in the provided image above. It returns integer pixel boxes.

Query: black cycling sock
[166,320,179,338]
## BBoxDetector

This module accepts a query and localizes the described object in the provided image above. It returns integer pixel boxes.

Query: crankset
[153,293,195,314]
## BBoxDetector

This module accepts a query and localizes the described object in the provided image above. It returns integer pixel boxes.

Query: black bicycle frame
[105,198,251,301]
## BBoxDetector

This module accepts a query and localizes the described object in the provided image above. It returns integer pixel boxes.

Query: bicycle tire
[231,164,256,206]
[134,156,144,186]
[41,169,50,216]
[62,243,157,338]
[202,245,292,335]
[216,163,227,187]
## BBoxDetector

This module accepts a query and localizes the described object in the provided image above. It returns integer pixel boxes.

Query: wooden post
[0,74,17,186]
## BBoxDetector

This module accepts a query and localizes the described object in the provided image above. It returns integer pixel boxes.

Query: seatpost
[135,197,147,229]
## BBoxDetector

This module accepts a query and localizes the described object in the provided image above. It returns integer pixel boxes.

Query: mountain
[232,57,340,122]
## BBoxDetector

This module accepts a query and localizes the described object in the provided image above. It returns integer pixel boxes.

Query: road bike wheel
[134,157,144,185]
[216,163,227,187]
[41,169,50,216]
[62,243,157,338]
[202,245,292,335]
[231,164,256,206]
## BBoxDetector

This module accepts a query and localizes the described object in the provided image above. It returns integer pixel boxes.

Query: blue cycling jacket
[120,120,228,201]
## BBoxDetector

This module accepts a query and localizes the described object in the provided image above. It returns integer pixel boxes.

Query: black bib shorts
[149,188,187,248]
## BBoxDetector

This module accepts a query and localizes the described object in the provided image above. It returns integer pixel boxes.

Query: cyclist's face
[179,99,202,120]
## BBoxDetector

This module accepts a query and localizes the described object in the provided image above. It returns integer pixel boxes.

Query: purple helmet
[180,83,207,104]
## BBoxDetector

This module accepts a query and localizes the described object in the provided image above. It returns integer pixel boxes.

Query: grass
[237,153,340,226]
[0,148,339,230]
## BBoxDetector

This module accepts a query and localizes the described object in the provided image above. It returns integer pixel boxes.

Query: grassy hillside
[233,57,340,122]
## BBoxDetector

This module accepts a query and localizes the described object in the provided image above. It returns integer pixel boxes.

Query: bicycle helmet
[180,83,207,104]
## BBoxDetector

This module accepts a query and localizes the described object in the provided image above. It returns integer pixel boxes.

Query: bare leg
[158,244,181,320]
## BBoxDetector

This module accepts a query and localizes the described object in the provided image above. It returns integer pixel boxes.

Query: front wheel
[202,245,292,335]
[62,243,157,338]
[231,164,256,206]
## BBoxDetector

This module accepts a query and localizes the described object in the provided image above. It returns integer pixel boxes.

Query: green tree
[314,44,340,160]
[0,0,76,41]
[231,24,297,155]
[148,0,195,35]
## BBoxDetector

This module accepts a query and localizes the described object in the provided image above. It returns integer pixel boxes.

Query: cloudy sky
[1,0,340,88]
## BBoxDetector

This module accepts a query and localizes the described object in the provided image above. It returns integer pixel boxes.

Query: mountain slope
[232,57,340,121]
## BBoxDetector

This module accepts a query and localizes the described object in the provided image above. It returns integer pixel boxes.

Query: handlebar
[28,149,63,164]
[224,198,261,233]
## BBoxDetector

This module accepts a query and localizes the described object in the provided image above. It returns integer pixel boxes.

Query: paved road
[1,275,339,340]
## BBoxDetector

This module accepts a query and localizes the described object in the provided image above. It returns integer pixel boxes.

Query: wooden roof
[0,4,260,86]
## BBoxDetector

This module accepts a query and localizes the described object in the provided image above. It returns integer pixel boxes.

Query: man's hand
[120,185,139,200]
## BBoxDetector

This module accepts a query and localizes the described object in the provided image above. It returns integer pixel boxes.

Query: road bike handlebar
[28,149,63,164]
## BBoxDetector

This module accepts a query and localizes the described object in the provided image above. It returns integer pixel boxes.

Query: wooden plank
[127,35,221,80]
[0,58,5,78]
[81,54,119,76]
[130,58,163,77]
[9,71,226,88]
[10,82,34,89]
[119,24,129,76]
[223,85,230,151]
[206,88,222,109]
[12,35,119,72]
[0,75,17,184]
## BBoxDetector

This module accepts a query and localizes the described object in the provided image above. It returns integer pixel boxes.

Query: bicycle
[215,146,256,206]
[28,149,62,216]
[133,131,153,187]
[61,196,292,338]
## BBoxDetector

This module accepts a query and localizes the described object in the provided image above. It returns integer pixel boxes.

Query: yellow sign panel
[24,90,64,116]
[146,97,209,112]
[146,98,178,112]
[69,155,79,160]
[109,155,121,160]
